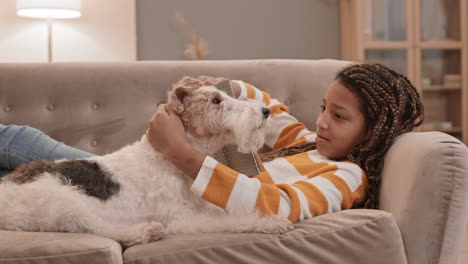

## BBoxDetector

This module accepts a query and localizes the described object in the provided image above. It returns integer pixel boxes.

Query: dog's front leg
[165,213,293,235]
[90,221,165,248]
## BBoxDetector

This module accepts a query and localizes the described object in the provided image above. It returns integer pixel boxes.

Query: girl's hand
[146,104,187,157]
[146,103,205,179]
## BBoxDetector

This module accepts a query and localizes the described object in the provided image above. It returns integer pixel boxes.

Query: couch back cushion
[0,59,351,155]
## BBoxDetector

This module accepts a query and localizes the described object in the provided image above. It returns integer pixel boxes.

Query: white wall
[0,0,136,62]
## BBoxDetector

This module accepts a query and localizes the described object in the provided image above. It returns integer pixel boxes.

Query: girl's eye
[335,113,346,120]
[212,98,221,104]
[319,105,325,111]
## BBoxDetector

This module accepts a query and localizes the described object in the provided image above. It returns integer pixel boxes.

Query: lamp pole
[47,18,53,62]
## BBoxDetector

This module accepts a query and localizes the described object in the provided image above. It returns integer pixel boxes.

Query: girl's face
[315,80,368,159]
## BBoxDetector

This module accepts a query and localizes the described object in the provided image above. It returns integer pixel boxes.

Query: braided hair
[259,63,424,209]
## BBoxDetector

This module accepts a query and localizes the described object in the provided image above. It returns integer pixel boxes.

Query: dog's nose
[262,107,270,119]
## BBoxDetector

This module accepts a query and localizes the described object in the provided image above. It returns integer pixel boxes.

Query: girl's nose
[316,113,328,129]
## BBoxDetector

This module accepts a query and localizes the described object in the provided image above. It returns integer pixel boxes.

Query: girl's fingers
[165,104,176,116]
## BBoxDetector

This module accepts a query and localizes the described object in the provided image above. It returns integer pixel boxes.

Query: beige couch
[0,59,467,264]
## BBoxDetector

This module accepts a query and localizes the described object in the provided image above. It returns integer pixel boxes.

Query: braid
[338,64,424,209]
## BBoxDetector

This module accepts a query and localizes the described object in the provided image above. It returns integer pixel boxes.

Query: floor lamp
[16,0,82,62]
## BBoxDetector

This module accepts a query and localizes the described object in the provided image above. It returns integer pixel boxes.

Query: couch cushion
[0,230,122,264]
[123,209,406,264]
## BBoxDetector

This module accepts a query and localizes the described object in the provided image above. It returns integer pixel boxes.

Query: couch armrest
[380,131,468,264]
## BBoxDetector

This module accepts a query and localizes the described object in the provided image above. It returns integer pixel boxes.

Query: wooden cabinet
[341,0,467,144]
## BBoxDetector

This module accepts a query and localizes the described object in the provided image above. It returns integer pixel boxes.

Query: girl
[148,63,424,222]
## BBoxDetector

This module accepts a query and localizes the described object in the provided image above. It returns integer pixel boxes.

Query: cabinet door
[417,0,463,139]
[420,0,460,41]
[363,0,407,41]
[362,0,410,78]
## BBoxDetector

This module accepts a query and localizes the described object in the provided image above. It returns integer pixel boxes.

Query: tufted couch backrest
[0,59,351,155]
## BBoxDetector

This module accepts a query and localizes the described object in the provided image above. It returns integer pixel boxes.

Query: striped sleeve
[232,80,315,149]
[191,155,368,223]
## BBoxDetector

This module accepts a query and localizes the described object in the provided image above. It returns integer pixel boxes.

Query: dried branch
[175,11,209,60]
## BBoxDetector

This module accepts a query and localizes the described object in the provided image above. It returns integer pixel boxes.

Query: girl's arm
[230,80,316,149]
[190,154,367,223]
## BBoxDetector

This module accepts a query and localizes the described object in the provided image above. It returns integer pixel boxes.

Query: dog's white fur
[0,77,293,247]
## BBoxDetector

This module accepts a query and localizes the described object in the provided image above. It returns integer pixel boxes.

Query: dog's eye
[212,98,221,104]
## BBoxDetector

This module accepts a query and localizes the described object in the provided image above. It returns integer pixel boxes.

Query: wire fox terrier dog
[0,76,293,248]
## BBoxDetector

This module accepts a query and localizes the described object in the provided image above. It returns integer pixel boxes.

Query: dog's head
[167,76,269,154]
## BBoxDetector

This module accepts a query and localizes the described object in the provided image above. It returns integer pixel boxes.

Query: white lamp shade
[17,0,81,19]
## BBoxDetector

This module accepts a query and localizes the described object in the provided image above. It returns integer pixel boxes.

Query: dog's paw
[121,221,165,248]
[142,221,165,242]
[255,215,294,234]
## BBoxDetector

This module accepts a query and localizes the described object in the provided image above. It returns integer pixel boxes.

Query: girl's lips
[316,134,329,144]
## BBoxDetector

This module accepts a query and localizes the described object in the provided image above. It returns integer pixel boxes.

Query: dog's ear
[168,76,202,114]
[168,87,188,115]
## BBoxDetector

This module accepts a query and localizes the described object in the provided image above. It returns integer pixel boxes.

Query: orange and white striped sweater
[191,81,368,223]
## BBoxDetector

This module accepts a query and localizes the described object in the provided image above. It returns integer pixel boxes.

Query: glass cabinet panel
[421,90,462,134]
[421,50,461,87]
[420,0,460,41]
[363,0,406,41]
[420,50,461,136]
[365,49,407,75]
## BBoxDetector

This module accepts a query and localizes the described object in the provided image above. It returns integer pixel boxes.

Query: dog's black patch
[2,159,120,201]
[55,160,120,201]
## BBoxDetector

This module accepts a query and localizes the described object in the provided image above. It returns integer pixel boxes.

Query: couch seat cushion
[0,230,122,264]
[123,209,406,264]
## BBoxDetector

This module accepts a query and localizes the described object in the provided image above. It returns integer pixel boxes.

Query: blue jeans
[0,124,95,179]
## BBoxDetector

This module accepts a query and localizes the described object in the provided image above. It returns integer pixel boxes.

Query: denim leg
[0,124,95,178]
